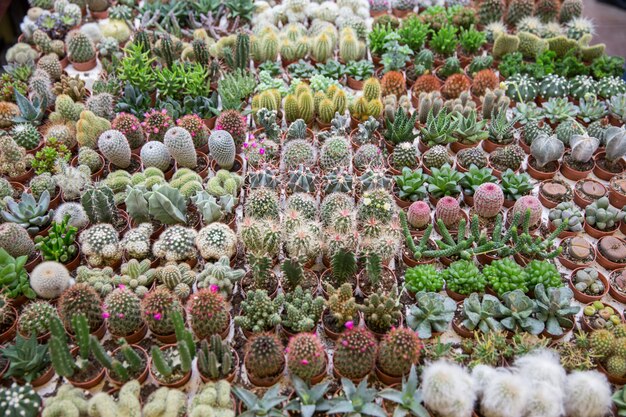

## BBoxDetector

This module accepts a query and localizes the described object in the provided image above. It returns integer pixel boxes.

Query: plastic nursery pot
[151,329,177,344]
[109,321,148,345]
[452,315,474,339]
[9,168,34,184]
[401,240,436,267]
[198,349,239,384]
[25,253,41,273]
[346,76,364,90]
[597,362,626,386]
[609,269,626,304]
[548,219,583,239]
[203,116,217,130]
[321,309,347,341]
[560,153,594,181]
[106,345,149,387]
[584,220,619,239]
[70,55,97,72]
[71,154,105,180]
[527,157,559,181]
[609,174,626,208]
[0,305,17,344]
[596,236,626,270]
[579,301,625,333]
[445,287,469,302]
[149,344,192,388]
[537,179,572,209]
[557,237,596,270]
[568,267,609,303]
[594,151,626,181]
[244,353,285,387]
[68,346,106,389]
[573,179,607,209]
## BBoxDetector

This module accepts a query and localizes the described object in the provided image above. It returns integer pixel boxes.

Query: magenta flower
[118,313,125,318]
[153,313,162,321]
[209,284,219,293]
[300,359,309,365]
[102,312,110,319]
[345,321,354,330]
[119,284,126,290]
[243,142,249,148]
[259,148,265,155]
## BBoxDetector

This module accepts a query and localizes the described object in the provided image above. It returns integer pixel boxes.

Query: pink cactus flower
[153,313,162,321]
[210,284,219,293]
[102,312,110,319]
[300,359,309,365]
[345,321,354,330]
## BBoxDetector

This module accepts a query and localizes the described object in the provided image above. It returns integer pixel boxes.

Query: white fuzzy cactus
[164,127,197,169]
[476,368,528,417]
[564,371,612,417]
[140,141,172,171]
[98,129,131,169]
[208,130,236,170]
[79,223,122,267]
[195,223,238,260]
[422,361,476,417]
[30,261,71,299]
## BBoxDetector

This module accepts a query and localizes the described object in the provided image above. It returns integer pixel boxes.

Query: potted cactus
[66,31,97,71]
[375,327,421,385]
[561,134,600,180]
[558,237,596,270]
[609,173,626,208]
[187,288,231,339]
[597,236,626,270]
[196,335,238,383]
[286,333,328,384]
[149,311,195,387]
[243,332,285,387]
[103,341,149,386]
[332,327,378,383]
[594,126,626,180]
[527,134,564,180]
[103,287,146,344]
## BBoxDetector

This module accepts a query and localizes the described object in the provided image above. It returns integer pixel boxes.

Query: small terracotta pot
[452,316,473,339]
[70,55,97,72]
[347,76,365,90]
[30,365,56,388]
[609,269,626,304]
[547,219,582,239]
[598,362,626,385]
[109,322,148,345]
[375,364,405,386]
[540,319,575,341]
[596,236,626,270]
[149,344,192,388]
[450,140,479,154]
[594,151,626,181]
[609,175,626,208]
[580,301,625,333]
[244,355,284,387]
[152,330,177,344]
[90,8,109,19]
[527,157,559,181]
[209,154,244,175]
[106,345,149,386]
[67,347,106,389]
[322,309,347,341]
[584,221,618,239]
[568,267,609,303]
[560,160,592,181]
[482,139,508,153]
[25,254,41,273]
[445,288,468,302]
[0,305,18,343]
[198,349,239,384]
[203,116,217,129]
[402,248,436,267]
[574,180,607,209]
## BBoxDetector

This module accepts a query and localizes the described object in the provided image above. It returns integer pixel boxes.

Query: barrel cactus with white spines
[208,130,236,170]
[196,223,238,260]
[29,261,71,299]
[153,225,198,262]
[79,223,122,267]
[164,126,197,169]
[98,129,131,169]
[140,141,172,171]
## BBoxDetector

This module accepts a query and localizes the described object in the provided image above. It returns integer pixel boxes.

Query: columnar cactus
[141,287,184,336]
[244,332,285,380]
[98,129,132,169]
[333,327,378,380]
[58,283,104,332]
[286,333,326,382]
[0,222,34,257]
[163,126,197,169]
[152,225,198,262]
[79,223,122,267]
[208,130,236,170]
[112,113,145,150]
[103,288,143,337]
[155,263,195,299]
[474,183,504,219]
[187,289,230,338]
[29,261,71,299]
[377,327,421,377]
[435,196,461,227]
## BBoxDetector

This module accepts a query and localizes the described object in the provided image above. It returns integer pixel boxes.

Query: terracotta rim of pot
[106,345,149,386]
[596,236,626,271]
[149,344,192,388]
[568,267,609,303]
[198,348,239,384]
[67,347,106,389]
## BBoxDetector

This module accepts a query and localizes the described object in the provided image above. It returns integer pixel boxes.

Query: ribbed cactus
[164,126,197,169]
[244,332,285,380]
[407,201,431,228]
[104,288,143,337]
[208,130,236,170]
[319,136,351,171]
[0,383,41,417]
[58,283,103,332]
[196,223,237,260]
[377,327,421,377]
[311,33,333,63]
[333,327,378,380]
[197,335,233,379]
[141,287,184,336]
[18,301,58,338]
[98,129,131,169]
[512,196,543,227]
[245,187,280,220]
[67,31,95,63]
[187,288,230,338]
[153,225,198,262]
[81,184,117,225]
[339,28,364,62]
[286,333,326,382]
[474,183,504,219]
[29,261,71,299]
